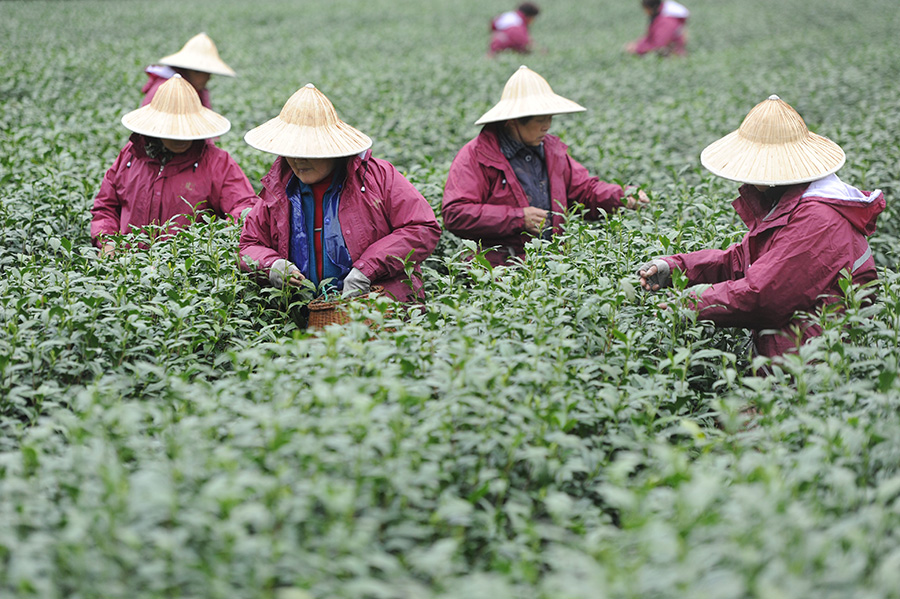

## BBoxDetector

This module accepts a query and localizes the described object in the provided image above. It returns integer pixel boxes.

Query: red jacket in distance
[663,175,885,357]
[91,135,257,244]
[239,151,441,301]
[442,126,624,266]
[632,0,689,56]
[489,10,532,55]
[141,66,212,108]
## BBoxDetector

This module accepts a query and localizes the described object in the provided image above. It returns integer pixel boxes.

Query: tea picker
[442,65,648,268]
[239,84,441,301]
[625,0,690,57]
[487,3,540,57]
[91,75,257,256]
[638,95,884,357]
[141,33,236,109]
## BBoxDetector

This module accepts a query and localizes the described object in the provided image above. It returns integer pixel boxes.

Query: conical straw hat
[475,65,586,126]
[121,74,231,140]
[244,84,373,158]
[158,33,236,77]
[700,95,845,186]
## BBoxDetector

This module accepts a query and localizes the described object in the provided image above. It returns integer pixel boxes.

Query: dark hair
[641,0,662,10]
[518,3,540,17]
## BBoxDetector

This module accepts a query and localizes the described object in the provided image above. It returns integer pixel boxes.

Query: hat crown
[181,33,219,58]
[278,84,341,128]
[149,74,203,116]
[737,96,809,144]
[500,65,555,102]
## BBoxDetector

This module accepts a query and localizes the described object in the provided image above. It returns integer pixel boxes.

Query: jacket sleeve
[210,154,258,221]
[354,167,442,282]
[633,17,681,54]
[238,200,283,275]
[90,150,126,245]
[665,241,748,286]
[563,153,624,219]
[442,148,527,238]
[687,203,855,328]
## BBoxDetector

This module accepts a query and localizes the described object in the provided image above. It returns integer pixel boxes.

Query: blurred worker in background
[488,3,540,56]
[625,0,689,57]
[141,33,236,109]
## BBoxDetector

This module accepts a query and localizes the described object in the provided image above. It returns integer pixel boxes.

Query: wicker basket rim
[307,285,384,311]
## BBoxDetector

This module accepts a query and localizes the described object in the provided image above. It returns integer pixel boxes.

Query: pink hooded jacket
[141,66,212,108]
[632,0,689,56]
[489,10,532,54]
[91,135,257,243]
[663,175,885,357]
[442,126,624,266]
[239,151,441,301]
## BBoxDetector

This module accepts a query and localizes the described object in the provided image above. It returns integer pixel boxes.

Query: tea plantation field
[2,0,900,597]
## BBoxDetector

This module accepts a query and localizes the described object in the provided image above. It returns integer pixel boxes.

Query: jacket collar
[733,183,808,230]
[129,133,207,169]
[260,149,370,203]
[473,125,565,168]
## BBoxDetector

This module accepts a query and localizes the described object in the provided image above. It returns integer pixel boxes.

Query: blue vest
[286,170,353,291]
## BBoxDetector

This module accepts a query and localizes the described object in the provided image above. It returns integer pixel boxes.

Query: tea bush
[2,0,900,597]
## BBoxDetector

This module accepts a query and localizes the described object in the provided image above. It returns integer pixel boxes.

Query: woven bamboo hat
[158,33,236,77]
[700,95,846,186]
[244,84,373,158]
[121,74,231,140]
[475,66,586,126]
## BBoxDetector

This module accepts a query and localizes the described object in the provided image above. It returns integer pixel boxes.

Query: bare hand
[100,242,116,258]
[624,188,650,210]
[638,263,661,291]
[287,272,306,287]
[522,206,549,235]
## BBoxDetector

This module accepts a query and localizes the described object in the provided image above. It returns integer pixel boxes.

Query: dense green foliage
[2,0,900,597]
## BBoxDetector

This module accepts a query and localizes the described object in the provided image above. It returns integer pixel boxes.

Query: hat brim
[158,53,236,77]
[244,116,373,158]
[700,130,846,186]
[475,95,586,125]
[121,104,231,140]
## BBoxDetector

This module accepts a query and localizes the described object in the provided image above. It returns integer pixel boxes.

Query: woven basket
[306,286,384,330]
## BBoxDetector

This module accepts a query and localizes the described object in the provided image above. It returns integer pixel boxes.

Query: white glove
[269,258,301,288]
[637,258,671,290]
[342,267,371,299]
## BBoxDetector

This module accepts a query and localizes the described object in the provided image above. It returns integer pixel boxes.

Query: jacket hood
[735,174,884,237]
[799,174,884,236]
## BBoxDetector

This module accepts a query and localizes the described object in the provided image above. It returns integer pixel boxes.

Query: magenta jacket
[489,10,532,54]
[91,135,257,244]
[141,67,212,108]
[663,175,885,357]
[632,0,689,56]
[239,151,441,301]
[442,126,624,266]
